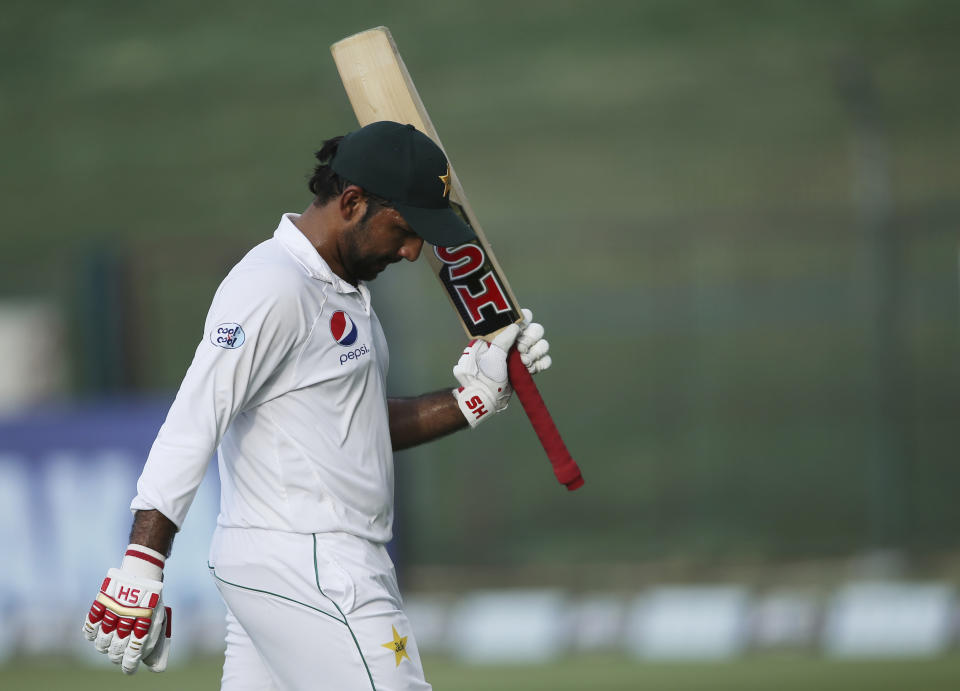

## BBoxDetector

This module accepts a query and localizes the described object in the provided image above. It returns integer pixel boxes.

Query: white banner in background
[0,446,223,664]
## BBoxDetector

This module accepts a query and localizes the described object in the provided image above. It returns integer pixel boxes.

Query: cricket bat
[331,27,583,491]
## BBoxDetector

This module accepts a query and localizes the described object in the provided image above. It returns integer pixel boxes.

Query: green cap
[329,121,475,246]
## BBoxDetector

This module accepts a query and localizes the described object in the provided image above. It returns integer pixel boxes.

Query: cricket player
[81,121,552,690]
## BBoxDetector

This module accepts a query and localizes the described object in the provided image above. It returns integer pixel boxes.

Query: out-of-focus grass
[3,654,960,691]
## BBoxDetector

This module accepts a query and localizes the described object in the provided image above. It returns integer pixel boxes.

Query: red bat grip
[507,348,584,490]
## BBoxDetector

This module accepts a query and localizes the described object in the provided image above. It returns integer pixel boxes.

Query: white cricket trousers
[208,526,431,691]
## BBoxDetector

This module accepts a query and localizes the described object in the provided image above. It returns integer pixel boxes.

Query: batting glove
[454,323,520,427]
[516,308,552,374]
[82,544,172,674]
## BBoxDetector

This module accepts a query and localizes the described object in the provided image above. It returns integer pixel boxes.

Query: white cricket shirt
[131,214,395,542]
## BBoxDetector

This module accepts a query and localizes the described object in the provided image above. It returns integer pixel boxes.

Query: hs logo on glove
[453,324,519,428]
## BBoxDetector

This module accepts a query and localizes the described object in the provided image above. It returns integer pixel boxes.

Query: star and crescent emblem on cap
[439,165,452,198]
[381,625,410,666]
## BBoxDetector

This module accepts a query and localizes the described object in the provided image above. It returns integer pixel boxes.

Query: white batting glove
[82,545,172,674]
[453,323,520,427]
[516,308,552,374]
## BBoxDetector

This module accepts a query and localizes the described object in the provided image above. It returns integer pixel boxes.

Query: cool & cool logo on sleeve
[211,323,246,349]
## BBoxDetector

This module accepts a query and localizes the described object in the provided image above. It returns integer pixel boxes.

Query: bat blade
[332,26,519,338]
[331,27,583,490]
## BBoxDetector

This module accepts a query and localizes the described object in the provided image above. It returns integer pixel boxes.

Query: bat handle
[507,348,584,491]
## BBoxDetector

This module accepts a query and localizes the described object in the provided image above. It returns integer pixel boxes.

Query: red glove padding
[82,545,172,674]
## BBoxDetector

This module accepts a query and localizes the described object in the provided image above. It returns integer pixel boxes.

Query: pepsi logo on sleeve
[330,310,359,347]
[211,323,246,349]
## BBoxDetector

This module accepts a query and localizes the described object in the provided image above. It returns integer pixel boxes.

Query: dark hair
[308,136,393,222]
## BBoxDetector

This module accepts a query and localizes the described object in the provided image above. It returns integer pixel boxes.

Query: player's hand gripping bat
[331,27,583,490]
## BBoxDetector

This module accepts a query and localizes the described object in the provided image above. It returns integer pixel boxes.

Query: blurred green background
[5,0,956,567]
[6,655,960,691]
[2,0,960,686]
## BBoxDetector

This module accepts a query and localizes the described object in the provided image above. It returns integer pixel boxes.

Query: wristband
[120,544,166,581]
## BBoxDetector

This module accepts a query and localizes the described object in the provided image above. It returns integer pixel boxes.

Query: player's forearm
[129,509,178,558]
[387,390,467,451]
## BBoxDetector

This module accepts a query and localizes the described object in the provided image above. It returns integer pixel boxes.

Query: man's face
[340,203,424,283]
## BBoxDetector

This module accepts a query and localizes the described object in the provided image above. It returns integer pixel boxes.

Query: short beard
[341,204,392,283]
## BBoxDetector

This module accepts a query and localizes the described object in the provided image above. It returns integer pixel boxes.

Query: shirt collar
[274,213,370,302]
